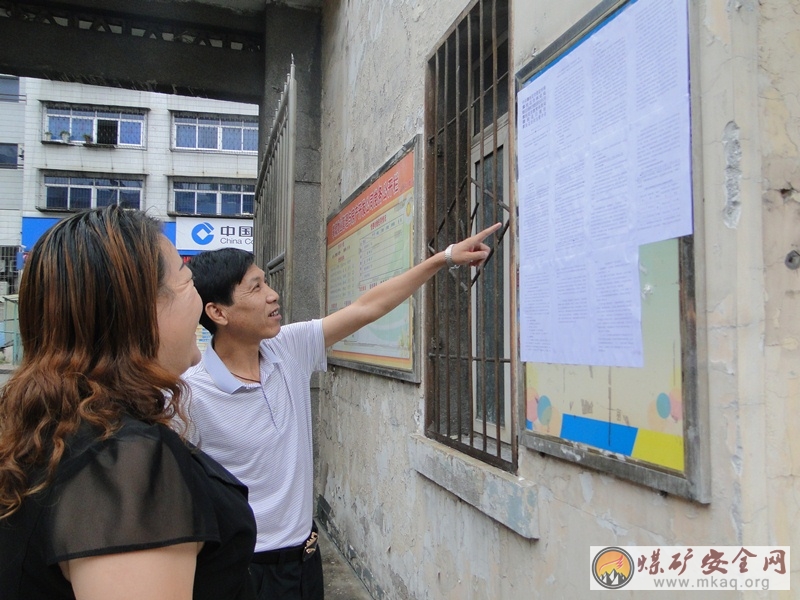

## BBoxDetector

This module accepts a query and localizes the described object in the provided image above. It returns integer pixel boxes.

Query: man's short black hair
[186,248,255,334]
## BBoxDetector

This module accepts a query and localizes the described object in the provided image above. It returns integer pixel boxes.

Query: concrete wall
[314,1,799,599]
[758,0,800,570]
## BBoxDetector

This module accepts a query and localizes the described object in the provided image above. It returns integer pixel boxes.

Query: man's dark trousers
[249,539,324,599]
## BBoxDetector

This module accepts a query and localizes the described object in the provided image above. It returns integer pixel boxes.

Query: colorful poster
[526,239,685,472]
[326,150,415,371]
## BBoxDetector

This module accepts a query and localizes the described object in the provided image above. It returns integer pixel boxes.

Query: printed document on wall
[517,0,691,366]
[520,245,643,367]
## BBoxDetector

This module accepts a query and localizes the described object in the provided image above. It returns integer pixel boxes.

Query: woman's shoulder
[47,416,230,564]
[63,415,244,491]
[57,416,189,481]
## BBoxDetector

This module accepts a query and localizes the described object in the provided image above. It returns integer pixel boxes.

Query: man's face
[224,263,282,340]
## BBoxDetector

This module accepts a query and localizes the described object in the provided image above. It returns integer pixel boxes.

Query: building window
[0,245,20,295]
[44,105,145,145]
[172,181,255,216]
[173,113,258,152]
[43,175,142,211]
[471,125,511,440]
[425,0,514,471]
[0,76,20,102]
[0,144,18,168]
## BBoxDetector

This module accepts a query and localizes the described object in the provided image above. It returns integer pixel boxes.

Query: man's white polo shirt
[182,319,326,552]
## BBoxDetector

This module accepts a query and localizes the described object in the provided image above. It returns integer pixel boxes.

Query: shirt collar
[201,337,281,393]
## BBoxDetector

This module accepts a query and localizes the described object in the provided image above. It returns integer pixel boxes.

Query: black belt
[251,523,319,565]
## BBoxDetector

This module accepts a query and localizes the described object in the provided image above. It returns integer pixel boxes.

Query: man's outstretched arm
[322,222,502,348]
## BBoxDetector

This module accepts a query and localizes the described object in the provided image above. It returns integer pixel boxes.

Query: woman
[0,207,256,600]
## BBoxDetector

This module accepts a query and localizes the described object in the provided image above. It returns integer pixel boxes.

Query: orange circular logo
[592,547,634,589]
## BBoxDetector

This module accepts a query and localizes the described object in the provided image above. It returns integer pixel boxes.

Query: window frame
[0,76,20,103]
[424,0,516,472]
[170,179,256,217]
[0,143,20,169]
[43,104,146,146]
[470,119,512,445]
[172,113,258,154]
[41,173,143,212]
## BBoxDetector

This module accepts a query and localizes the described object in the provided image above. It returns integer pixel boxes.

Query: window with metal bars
[173,113,258,153]
[425,0,516,471]
[171,180,255,216]
[44,105,145,146]
[0,246,20,294]
[42,174,142,211]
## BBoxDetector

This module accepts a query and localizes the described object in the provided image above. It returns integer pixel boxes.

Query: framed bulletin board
[325,138,421,382]
[515,0,708,501]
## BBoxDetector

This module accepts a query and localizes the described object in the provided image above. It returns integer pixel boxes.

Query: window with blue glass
[44,105,145,145]
[173,181,255,215]
[43,175,142,211]
[0,144,18,168]
[0,76,20,102]
[173,113,258,153]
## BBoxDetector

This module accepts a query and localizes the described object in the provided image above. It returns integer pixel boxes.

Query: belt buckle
[302,531,318,562]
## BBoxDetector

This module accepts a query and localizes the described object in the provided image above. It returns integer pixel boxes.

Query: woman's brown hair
[0,206,187,518]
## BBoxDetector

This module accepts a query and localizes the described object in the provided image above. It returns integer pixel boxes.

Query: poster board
[325,139,420,382]
[515,0,707,501]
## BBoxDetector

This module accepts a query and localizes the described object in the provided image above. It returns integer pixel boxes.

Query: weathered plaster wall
[316,1,798,598]
[759,0,800,555]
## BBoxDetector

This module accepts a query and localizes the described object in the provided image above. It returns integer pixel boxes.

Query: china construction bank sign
[176,217,253,252]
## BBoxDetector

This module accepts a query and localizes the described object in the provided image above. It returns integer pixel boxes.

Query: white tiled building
[0,75,258,294]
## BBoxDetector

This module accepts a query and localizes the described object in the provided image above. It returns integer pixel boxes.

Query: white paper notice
[517,0,690,367]
[520,246,642,367]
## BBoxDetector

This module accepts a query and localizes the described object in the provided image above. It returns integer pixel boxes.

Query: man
[183,222,500,600]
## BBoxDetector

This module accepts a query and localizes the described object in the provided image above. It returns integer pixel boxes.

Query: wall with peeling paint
[757,0,800,584]
[314,1,800,598]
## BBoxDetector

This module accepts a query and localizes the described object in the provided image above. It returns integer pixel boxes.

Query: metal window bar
[254,63,296,321]
[0,247,21,362]
[0,294,21,365]
[425,0,515,472]
[0,246,19,295]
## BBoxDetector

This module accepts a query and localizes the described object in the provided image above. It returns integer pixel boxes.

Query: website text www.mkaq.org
[653,576,770,591]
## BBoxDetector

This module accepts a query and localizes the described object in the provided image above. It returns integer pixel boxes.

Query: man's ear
[204,302,228,327]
